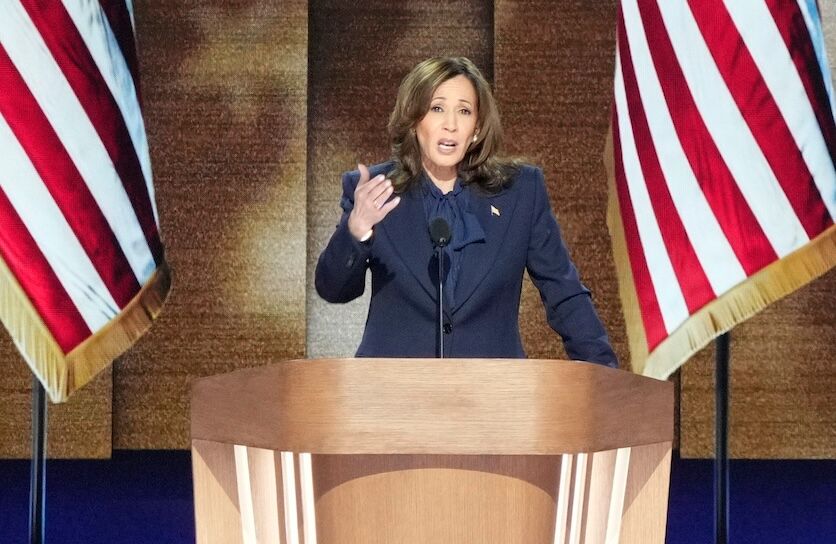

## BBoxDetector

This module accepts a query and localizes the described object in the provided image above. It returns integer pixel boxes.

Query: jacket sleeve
[525,167,619,368]
[314,170,373,303]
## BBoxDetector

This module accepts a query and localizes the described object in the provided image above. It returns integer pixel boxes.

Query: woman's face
[415,75,478,180]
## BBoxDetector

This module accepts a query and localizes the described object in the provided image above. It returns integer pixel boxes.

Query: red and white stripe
[0,0,161,354]
[612,0,836,352]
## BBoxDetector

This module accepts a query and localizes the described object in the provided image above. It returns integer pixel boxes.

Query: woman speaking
[315,56,617,367]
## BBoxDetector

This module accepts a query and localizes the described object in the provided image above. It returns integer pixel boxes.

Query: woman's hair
[387,56,520,193]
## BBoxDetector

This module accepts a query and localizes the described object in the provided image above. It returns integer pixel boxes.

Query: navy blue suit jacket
[315,162,618,367]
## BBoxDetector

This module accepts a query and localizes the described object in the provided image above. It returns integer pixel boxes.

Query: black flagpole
[29,377,47,544]
[715,332,730,544]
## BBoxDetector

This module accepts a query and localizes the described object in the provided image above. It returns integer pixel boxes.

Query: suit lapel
[452,185,519,313]
[378,187,437,301]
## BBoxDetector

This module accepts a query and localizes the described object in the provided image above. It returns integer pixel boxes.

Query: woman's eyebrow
[432,95,473,107]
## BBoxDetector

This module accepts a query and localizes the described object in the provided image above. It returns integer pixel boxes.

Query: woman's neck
[424,163,457,194]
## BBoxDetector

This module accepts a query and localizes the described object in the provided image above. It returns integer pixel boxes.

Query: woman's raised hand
[347,164,401,241]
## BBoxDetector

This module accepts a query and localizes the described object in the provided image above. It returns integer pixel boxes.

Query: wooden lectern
[191,358,673,543]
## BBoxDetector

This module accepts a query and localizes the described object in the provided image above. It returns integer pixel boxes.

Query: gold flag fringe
[639,226,835,379]
[0,256,67,401]
[606,127,836,378]
[0,259,171,403]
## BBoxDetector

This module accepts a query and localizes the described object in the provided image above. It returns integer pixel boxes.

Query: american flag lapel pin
[490,205,501,217]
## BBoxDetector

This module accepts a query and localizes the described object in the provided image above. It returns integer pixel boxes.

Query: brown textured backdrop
[112,0,308,450]
[0,1,833,458]
[494,0,628,364]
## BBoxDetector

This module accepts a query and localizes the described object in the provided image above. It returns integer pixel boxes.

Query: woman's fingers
[356,164,386,195]
[377,195,401,217]
[357,163,370,186]
[355,168,391,209]
[347,166,400,240]
[356,173,386,197]
[369,181,393,208]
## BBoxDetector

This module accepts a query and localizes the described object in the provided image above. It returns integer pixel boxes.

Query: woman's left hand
[347,163,401,240]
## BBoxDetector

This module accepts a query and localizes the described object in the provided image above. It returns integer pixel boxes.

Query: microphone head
[429,217,452,247]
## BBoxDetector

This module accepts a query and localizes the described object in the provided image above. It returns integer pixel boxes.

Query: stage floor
[1,451,833,543]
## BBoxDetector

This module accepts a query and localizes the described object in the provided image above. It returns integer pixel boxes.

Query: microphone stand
[429,217,451,359]
[436,245,445,358]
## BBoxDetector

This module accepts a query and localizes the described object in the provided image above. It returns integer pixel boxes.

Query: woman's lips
[438,140,458,154]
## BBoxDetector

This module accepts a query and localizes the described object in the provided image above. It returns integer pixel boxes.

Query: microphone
[429,217,452,247]
[429,218,452,358]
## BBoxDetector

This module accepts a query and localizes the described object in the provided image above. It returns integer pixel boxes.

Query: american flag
[0,1,169,402]
[608,0,836,378]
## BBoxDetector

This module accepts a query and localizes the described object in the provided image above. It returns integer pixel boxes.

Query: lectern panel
[190,360,674,543]
[193,442,672,543]
[311,454,560,544]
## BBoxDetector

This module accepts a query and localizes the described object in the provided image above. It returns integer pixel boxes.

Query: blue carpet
[0,450,194,544]
[667,456,836,543]
[0,451,833,543]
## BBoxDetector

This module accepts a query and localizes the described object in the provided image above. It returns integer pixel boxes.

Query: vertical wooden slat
[192,439,244,544]
[554,453,574,544]
[605,448,631,544]
[234,445,257,543]
[247,447,283,544]
[274,452,288,544]
[618,441,671,544]
[298,453,318,543]
[568,453,589,544]
[583,449,618,543]
[281,451,301,544]
[293,454,307,543]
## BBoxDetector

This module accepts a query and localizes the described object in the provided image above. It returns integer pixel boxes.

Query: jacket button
[346,255,355,268]
[443,323,452,334]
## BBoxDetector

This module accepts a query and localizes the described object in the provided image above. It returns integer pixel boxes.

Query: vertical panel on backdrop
[0,1,169,402]
[494,0,623,362]
[607,0,836,379]
[112,1,309,450]
[306,0,494,358]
